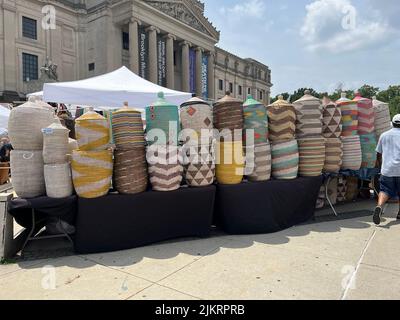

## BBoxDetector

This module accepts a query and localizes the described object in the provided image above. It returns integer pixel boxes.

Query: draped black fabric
[74,186,216,254]
[214,176,323,234]
[7,196,78,229]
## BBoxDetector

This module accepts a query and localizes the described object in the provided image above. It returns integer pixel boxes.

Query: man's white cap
[393,114,400,125]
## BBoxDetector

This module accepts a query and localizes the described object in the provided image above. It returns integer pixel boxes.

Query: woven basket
[322,101,342,138]
[373,97,391,139]
[337,176,347,202]
[44,163,74,198]
[112,108,145,149]
[267,96,296,142]
[213,93,244,133]
[11,150,45,198]
[244,142,272,182]
[146,93,180,146]
[147,145,184,191]
[316,178,338,209]
[360,133,377,168]
[42,123,70,164]
[354,93,375,135]
[182,143,215,187]
[345,176,359,201]
[69,139,79,153]
[243,95,269,145]
[71,150,113,199]
[298,137,326,177]
[336,93,358,136]
[271,139,299,180]
[114,147,148,195]
[0,163,9,185]
[180,97,213,144]
[324,138,343,173]
[341,135,362,171]
[8,100,55,150]
[293,91,323,139]
[75,111,110,151]
[215,141,245,185]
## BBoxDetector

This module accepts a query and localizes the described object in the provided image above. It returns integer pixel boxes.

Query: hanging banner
[189,48,196,94]
[201,54,209,99]
[138,27,148,79]
[157,35,167,87]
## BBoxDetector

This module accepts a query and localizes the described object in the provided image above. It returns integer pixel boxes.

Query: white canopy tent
[0,105,11,130]
[43,66,193,109]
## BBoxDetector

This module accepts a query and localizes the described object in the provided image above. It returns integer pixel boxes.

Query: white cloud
[300,0,393,53]
[220,0,267,19]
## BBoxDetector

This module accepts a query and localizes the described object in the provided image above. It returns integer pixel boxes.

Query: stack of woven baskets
[243,95,271,182]
[372,96,392,140]
[112,103,148,194]
[180,96,215,187]
[293,91,325,177]
[72,110,113,198]
[267,96,299,180]
[354,93,377,169]
[213,93,245,185]
[146,92,183,191]
[9,97,55,198]
[322,98,343,173]
[337,93,362,171]
[42,122,74,198]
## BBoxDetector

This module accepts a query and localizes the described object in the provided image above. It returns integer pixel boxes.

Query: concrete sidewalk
[1,202,400,300]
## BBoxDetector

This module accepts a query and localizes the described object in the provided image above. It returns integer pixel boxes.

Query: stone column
[195,47,203,98]
[165,34,176,89]
[180,41,190,93]
[129,18,140,74]
[147,26,158,83]
[207,52,215,100]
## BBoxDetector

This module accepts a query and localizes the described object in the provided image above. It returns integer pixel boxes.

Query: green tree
[357,84,380,99]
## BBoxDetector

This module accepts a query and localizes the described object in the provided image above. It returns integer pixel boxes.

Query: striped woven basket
[360,133,377,169]
[42,123,70,164]
[293,91,323,139]
[44,163,74,198]
[180,97,213,144]
[337,176,347,202]
[75,111,110,151]
[354,93,375,135]
[324,138,343,173]
[373,97,392,139]
[8,100,55,150]
[336,93,358,137]
[213,93,244,133]
[345,176,359,201]
[322,101,342,138]
[11,150,46,198]
[243,95,269,145]
[271,139,299,180]
[183,143,215,187]
[215,141,245,185]
[298,137,326,177]
[114,147,148,195]
[112,108,145,150]
[267,96,296,142]
[71,150,113,199]
[146,93,180,146]
[244,142,272,182]
[341,135,362,171]
[147,145,184,191]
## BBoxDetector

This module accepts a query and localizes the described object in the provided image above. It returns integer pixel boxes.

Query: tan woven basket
[44,163,74,198]
[43,123,70,164]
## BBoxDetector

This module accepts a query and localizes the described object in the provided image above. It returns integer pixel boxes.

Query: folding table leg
[325,176,339,217]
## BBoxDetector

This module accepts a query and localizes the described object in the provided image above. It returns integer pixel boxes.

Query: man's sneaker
[373,207,383,225]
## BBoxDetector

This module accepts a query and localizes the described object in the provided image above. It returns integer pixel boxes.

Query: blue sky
[203,0,400,96]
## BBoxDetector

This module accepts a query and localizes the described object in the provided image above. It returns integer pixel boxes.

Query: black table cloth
[74,186,216,254]
[7,196,78,229]
[214,176,323,234]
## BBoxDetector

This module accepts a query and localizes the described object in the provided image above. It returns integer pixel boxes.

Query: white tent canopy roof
[43,66,193,109]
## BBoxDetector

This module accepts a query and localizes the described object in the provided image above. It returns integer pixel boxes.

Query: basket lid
[268,95,292,108]
[214,92,242,106]
[42,122,70,135]
[150,92,177,108]
[76,110,106,122]
[353,91,370,102]
[243,95,262,107]
[336,92,352,103]
[293,90,320,103]
[372,96,388,107]
[180,96,210,108]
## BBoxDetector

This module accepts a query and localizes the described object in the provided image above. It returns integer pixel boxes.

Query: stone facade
[0,0,272,103]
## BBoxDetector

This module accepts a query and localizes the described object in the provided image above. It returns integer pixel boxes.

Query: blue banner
[189,48,196,94]
[201,54,209,99]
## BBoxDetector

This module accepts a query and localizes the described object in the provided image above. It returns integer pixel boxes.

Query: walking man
[374,114,400,225]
